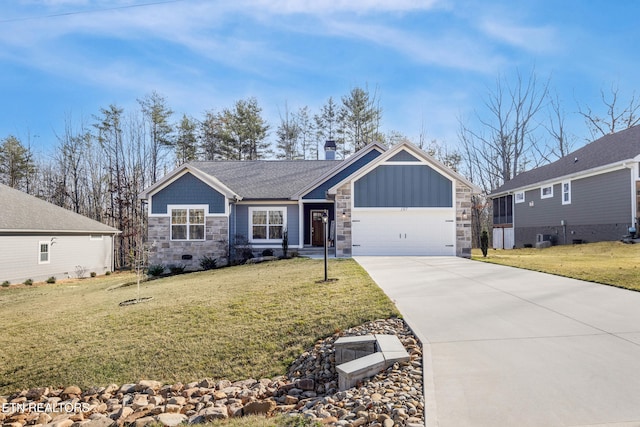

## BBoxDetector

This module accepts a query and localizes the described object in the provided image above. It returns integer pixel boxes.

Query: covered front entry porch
[301,202,335,255]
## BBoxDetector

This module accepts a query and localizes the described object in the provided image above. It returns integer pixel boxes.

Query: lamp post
[322,211,328,281]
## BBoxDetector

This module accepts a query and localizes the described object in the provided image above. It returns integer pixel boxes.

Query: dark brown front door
[311,210,325,246]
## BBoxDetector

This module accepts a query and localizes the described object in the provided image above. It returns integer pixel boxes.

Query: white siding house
[0,184,120,284]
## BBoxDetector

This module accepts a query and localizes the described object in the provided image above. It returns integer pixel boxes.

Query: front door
[311,210,326,246]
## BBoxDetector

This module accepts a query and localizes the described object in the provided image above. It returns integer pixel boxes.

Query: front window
[562,181,571,205]
[541,185,553,199]
[39,242,50,264]
[250,207,286,242]
[171,207,205,240]
[515,191,525,203]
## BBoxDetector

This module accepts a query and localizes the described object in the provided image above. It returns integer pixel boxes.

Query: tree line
[1,71,638,262]
[0,86,386,269]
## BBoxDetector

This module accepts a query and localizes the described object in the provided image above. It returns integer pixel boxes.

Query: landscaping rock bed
[0,318,424,427]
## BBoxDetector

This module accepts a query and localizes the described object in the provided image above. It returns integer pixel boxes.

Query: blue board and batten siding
[151,173,226,214]
[233,204,300,245]
[388,150,421,162]
[355,165,453,208]
[303,150,382,199]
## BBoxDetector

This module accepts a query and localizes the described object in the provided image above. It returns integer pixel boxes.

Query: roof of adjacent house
[189,160,342,199]
[492,125,640,195]
[0,183,120,233]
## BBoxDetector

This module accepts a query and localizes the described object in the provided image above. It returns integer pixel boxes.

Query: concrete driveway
[355,256,640,427]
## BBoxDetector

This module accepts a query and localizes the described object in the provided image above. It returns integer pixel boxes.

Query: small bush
[169,264,186,274]
[147,264,165,277]
[480,230,489,257]
[24,279,33,286]
[46,276,56,284]
[242,249,254,262]
[281,229,289,258]
[261,248,274,257]
[75,265,88,279]
[90,272,97,278]
[105,271,111,276]
[199,255,217,270]
[1,281,10,287]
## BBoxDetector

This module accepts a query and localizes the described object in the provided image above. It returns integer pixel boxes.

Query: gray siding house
[0,183,120,284]
[490,125,640,248]
[140,141,480,268]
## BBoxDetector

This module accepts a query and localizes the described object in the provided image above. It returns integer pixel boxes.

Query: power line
[0,0,187,24]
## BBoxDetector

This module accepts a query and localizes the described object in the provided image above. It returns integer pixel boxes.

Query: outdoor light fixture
[322,211,328,281]
[462,209,467,220]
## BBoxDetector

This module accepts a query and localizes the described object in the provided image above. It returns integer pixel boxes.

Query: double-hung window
[170,206,205,240]
[562,181,571,205]
[540,185,553,199]
[39,241,50,264]
[249,207,286,242]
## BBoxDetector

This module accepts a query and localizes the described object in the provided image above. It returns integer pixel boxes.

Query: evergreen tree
[219,98,270,160]
[0,135,35,189]
[175,114,198,165]
[138,91,173,182]
[338,86,382,155]
[314,97,339,159]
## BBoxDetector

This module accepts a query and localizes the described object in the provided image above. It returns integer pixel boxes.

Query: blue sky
[1,0,639,158]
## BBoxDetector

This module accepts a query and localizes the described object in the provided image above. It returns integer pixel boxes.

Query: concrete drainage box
[334,334,410,390]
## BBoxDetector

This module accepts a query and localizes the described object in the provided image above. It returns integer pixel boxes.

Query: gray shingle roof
[492,125,640,195]
[0,183,120,233]
[189,160,342,199]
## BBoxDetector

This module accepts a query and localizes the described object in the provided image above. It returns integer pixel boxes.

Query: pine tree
[0,135,35,189]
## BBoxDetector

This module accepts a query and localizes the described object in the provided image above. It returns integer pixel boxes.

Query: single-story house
[140,141,480,268]
[490,125,640,248]
[0,183,120,284]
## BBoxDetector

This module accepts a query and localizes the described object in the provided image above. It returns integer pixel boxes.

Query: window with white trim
[515,191,525,203]
[562,181,571,205]
[249,207,286,242]
[170,207,205,240]
[540,185,553,199]
[39,241,50,264]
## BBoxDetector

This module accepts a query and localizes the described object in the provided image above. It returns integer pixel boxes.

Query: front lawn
[0,258,399,395]
[472,241,640,291]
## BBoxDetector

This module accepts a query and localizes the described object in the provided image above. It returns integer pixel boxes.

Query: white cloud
[479,18,560,54]
[247,0,442,15]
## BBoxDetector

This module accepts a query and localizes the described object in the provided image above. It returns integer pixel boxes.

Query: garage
[351,209,456,256]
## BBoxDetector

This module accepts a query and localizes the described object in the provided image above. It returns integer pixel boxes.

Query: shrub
[24,279,33,286]
[105,271,111,276]
[480,230,489,257]
[261,248,274,257]
[2,281,10,287]
[242,249,254,262]
[281,229,289,258]
[75,265,88,279]
[46,276,56,284]
[199,255,217,270]
[147,264,165,277]
[90,272,97,278]
[169,264,186,274]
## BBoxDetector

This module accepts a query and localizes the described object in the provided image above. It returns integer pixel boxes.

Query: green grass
[473,241,640,290]
[0,258,399,395]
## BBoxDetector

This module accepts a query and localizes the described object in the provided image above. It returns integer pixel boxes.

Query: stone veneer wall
[335,183,352,257]
[147,216,228,270]
[335,181,475,258]
[455,183,473,258]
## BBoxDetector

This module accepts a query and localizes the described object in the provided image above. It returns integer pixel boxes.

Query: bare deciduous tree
[578,84,640,140]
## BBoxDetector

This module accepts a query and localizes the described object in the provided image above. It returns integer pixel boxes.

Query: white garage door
[351,209,456,256]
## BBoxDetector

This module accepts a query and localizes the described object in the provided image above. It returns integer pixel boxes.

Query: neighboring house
[490,125,640,249]
[140,141,480,269]
[0,183,120,284]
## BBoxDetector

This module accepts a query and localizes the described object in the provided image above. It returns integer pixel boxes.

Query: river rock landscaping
[0,319,423,427]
